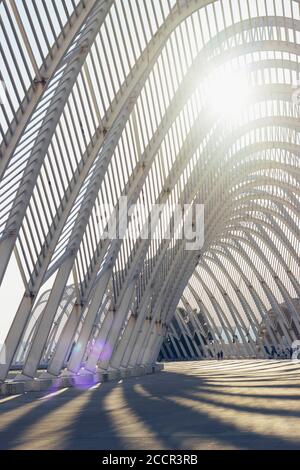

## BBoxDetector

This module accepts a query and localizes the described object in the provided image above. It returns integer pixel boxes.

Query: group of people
[217,351,224,360]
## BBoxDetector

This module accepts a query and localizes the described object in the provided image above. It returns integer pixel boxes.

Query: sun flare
[205,68,250,117]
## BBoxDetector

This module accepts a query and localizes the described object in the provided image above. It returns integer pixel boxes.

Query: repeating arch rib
[0,0,299,383]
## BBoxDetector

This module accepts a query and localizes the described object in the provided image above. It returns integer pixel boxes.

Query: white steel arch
[0,0,299,383]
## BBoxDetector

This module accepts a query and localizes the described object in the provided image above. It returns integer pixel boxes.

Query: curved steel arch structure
[0,0,299,383]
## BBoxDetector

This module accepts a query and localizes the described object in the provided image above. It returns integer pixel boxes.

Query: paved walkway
[0,360,300,449]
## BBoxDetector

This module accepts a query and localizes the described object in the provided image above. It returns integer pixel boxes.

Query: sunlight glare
[206,68,250,117]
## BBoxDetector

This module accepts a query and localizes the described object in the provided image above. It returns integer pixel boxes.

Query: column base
[0,363,164,396]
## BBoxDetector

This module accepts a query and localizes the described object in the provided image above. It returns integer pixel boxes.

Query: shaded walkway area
[0,360,300,450]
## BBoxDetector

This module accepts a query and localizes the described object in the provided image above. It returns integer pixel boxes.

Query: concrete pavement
[0,360,300,450]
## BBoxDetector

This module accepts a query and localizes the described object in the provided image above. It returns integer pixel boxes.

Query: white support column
[169,334,183,359]
[0,0,103,179]
[247,231,300,337]
[140,322,162,366]
[218,245,285,350]
[148,335,165,365]
[0,1,114,286]
[47,304,82,376]
[131,247,189,365]
[0,295,35,381]
[201,261,255,358]
[135,318,161,366]
[162,340,175,360]
[185,286,226,355]
[128,318,152,367]
[121,296,152,367]
[183,303,214,357]
[66,267,113,374]
[84,309,115,373]
[193,271,239,356]
[173,311,195,358]
[181,307,210,357]
[21,258,74,378]
[96,283,136,370]
[236,241,295,344]
[109,314,137,369]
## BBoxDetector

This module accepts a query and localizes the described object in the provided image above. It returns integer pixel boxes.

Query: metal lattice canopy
[0,0,299,381]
